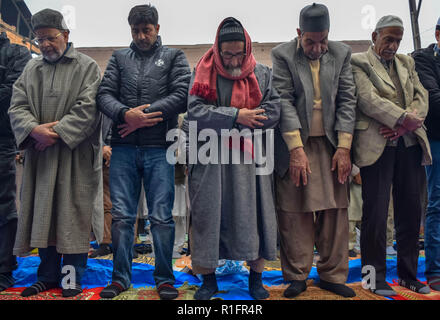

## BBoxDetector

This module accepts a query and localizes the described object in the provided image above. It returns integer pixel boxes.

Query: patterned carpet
[108,283,200,300]
[266,280,388,300]
[0,287,102,300]
[3,245,437,300]
[4,282,438,300]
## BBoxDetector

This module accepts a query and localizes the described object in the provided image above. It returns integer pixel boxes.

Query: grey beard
[226,67,242,77]
[42,48,64,62]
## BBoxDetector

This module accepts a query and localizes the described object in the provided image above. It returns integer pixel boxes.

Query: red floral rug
[390,280,440,300]
[0,287,102,300]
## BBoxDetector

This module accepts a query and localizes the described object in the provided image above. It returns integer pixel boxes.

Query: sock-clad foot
[62,283,83,298]
[100,282,126,299]
[194,273,218,300]
[157,283,178,300]
[21,281,59,297]
[428,277,440,291]
[283,280,307,298]
[249,269,269,300]
[319,279,356,298]
[386,246,397,256]
[370,281,397,296]
[0,273,15,292]
[398,278,430,294]
[89,244,112,258]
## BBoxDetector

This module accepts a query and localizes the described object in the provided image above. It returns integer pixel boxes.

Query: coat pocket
[355,120,369,130]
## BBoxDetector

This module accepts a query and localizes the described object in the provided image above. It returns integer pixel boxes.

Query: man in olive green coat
[8,9,103,298]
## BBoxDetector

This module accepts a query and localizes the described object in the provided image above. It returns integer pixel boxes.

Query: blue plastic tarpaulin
[11,256,427,300]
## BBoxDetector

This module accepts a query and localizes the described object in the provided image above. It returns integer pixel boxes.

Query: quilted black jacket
[97,36,191,147]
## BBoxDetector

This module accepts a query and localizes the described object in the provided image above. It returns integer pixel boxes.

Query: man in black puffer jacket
[97,4,191,300]
[0,31,31,292]
[413,18,440,292]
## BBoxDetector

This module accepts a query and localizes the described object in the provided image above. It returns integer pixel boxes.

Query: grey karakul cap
[299,3,330,32]
[31,8,69,31]
[375,15,404,32]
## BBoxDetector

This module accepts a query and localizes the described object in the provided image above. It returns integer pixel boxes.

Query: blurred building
[78,40,371,75]
[0,0,39,54]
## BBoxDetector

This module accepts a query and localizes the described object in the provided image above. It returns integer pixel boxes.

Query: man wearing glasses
[8,8,103,298]
[185,17,281,300]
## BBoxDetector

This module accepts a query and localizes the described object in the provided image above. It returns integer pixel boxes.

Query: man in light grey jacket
[351,15,431,296]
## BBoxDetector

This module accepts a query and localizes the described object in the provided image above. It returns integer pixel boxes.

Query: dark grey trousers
[0,142,18,274]
[360,139,423,283]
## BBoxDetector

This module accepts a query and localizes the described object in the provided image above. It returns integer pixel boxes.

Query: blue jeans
[37,246,88,285]
[425,139,440,279]
[110,146,175,289]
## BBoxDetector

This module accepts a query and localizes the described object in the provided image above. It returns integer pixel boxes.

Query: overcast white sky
[26,0,440,54]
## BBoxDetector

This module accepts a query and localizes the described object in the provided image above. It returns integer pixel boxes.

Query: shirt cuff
[397,112,408,127]
[337,132,353,150]
[282,130,303,151]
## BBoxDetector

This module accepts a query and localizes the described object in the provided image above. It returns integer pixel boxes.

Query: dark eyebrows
[305,37,327,45]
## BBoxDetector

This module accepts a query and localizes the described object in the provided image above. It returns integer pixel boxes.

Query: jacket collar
[367,46,396,89]
[434,43,440,56]
[418,44,438,58]
[367,46,409,103]
[63,42,77,59]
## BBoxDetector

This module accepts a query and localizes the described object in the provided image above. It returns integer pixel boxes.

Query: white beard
[226,67,242,77]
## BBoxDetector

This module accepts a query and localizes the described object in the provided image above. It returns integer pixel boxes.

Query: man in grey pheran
[8,9,103,298]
